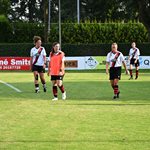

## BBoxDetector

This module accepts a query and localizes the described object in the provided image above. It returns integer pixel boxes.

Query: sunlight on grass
[0,72,150,150]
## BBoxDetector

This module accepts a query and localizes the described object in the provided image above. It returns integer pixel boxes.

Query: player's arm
[30,56,33,70]
[30,50,33,70]
[43,48,47,68]
[61,55,65,75]
[106,62,109,74]
[106,53,110,74]
[43,55,46,68]
[122,61,128,74]
[134,55,138,63]
[134,49,140,63]
[47,56,51,76]
[120,53,128,74]
[128,49,131,61]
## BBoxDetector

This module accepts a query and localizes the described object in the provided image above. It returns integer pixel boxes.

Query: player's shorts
[109,67,121,80]
[32,65,45,73]
[51,75,64,81]
[130,58,140,67]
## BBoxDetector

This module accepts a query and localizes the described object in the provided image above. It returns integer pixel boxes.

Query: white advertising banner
[46,56,99,70]
[65,56,99,70]
[124,56,150,69]
[46,56,150,70]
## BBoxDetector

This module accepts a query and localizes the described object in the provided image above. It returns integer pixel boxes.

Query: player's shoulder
[118,50,122,54]
[117,51,124,56]
[31,47,35,51]
[40,46,45,51]
[107,51,111,56]
[59,51,65,56]
[41,46,45,49]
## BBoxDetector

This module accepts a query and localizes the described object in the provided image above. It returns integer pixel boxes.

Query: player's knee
[53,83,57,86]
[41,78,45,84]
[35,74,38,80]
[57,83,62,87]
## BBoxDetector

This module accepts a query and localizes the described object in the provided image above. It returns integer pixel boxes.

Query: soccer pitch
[0,71,150,150]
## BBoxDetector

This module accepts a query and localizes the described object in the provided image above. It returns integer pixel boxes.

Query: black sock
[35,84,39,90]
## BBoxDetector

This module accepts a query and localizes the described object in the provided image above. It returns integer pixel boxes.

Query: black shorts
[32,65,45,73]
[130,59,140,67]
[109,67,121,80]
[51,75,63,81]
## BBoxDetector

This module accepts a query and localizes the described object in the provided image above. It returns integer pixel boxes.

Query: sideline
[0,80,22,93]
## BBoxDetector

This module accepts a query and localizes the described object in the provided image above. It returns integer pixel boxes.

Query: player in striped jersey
[106,43,128,99]
[128,42,140,80]
[30,36,47,93]
[47,42,66,101]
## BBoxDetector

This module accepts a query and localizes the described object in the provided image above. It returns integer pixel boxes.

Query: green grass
[0,71,150,150]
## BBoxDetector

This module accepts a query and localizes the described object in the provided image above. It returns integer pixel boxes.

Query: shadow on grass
[0,81,150,103]
[0,139,150,143]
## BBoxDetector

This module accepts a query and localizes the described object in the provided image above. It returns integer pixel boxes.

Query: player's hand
[59,71,65,76]
[43,64,46,69]
[30,65,32,71]
[126,69,129,75]
[134,60,137,64]
[106,70,109,74]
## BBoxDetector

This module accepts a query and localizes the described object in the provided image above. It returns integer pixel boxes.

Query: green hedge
[0,15,12,42]
[10,23,44,43]
[0,21,149,43]
[0,43,150,57]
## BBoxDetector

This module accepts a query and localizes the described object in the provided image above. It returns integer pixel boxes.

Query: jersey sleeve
[30,49,33,57]
[106,53,110,62]
[129,49,132,56]
[61,52,65,61]
[62,55,65,61]
[120,53,125,62]
[137,49,140,56]
[42,48,47,56]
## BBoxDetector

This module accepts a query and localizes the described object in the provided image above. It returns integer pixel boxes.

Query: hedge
[0,43,150,57]
[0,20,149,43]
[0,15,12,42]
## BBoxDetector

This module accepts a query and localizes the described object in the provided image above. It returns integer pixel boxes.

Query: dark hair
[51,42,60,53]
[33,36,41,44]
[132,42,136,44]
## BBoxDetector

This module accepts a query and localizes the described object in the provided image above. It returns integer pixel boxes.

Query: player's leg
[56,79,66,100]
[129,64,133,80]
[33,71,39,93]
[39,72,46,92]
[135,61,139,79]
[110,80,114,89]
[51,80,58,100]
[113,79,120,99]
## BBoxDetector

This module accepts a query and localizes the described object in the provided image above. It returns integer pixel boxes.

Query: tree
[80,0,138,22]
[0,0,10,16]
[7,0,150,41]
[137,0,150,41]
[9,0,44,22]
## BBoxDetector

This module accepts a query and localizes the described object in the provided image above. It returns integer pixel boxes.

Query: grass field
[0,71,150,150]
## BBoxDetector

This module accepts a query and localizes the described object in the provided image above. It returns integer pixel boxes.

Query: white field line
[0,80,22,93]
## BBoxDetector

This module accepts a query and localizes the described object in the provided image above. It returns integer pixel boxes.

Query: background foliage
[0,16,148,43]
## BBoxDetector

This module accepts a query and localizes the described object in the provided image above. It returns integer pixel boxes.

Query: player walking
[47,42,66,101]
[106,43,128,99]
[128,42,140,80]
[30,36,47,93]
